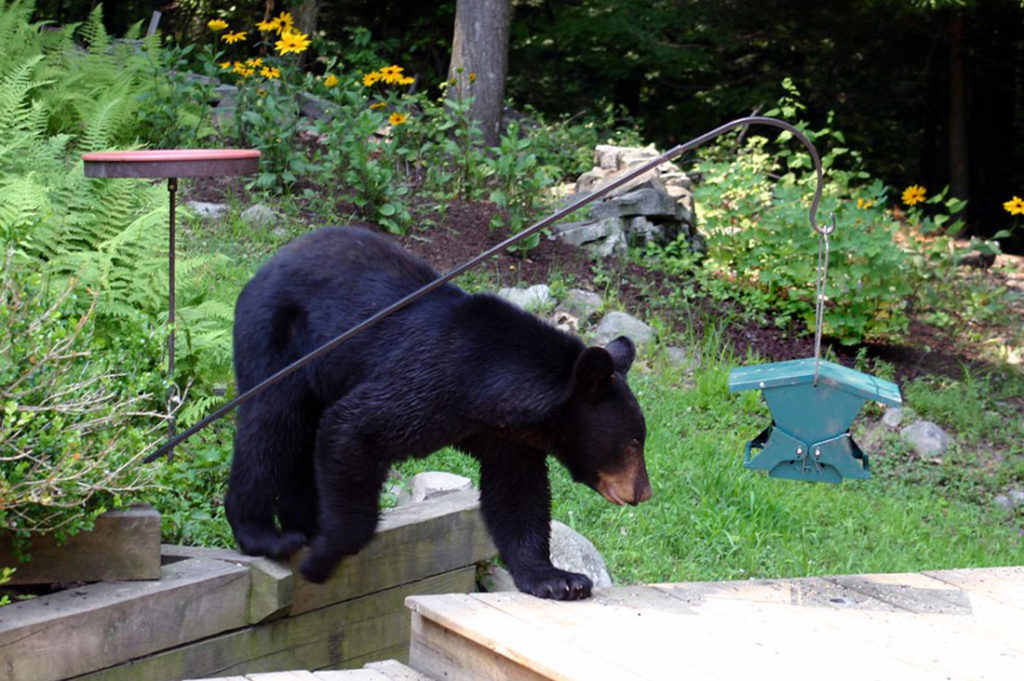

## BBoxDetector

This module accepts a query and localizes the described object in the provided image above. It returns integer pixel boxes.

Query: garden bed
[0,491,494,681]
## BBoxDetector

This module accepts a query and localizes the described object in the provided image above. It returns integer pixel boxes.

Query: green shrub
[675,83,913,344]
[0,262,166,541]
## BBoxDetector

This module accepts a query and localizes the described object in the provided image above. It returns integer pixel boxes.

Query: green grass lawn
[400,356,1024,585]
[175,203,1024,586]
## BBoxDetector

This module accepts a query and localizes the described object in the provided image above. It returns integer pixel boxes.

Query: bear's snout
[595,441,652,506]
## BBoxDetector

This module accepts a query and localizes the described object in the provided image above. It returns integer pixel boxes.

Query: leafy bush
[0,261,166,540]
[665,82,914,344]
[0,1,237,547]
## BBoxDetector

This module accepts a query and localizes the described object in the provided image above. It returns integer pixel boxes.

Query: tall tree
[447,0,511,146]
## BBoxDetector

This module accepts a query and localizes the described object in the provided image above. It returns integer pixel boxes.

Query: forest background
[33,0,1024,252]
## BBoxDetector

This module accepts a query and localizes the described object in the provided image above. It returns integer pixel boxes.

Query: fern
[0,0,237,428]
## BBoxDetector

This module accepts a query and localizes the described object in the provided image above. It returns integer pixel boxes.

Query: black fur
[226,226,649,600]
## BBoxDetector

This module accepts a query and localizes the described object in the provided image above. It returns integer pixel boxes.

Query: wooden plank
[291,491,495,615]
[0,557,249,681]
[70,567,476,681]
[460,590,725,681]
[0,505,161,584]
[408,593,662,681]
[923,566,1024,612]
[341,642,410,670]
[652,575,906,612]
[363,659,435,680]
[410,612,551,681]
[163,544,295,623]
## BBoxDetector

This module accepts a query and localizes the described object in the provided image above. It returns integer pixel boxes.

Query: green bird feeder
[729,358,902,483]
[725,126,902,484]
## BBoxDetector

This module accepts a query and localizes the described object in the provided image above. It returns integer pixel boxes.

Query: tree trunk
[447,0,511,146]
[948,10,969,232]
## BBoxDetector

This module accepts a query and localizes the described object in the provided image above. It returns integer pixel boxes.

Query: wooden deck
[406,567,1024,680]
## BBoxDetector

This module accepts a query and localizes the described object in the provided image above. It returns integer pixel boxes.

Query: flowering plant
[203,11,315,190]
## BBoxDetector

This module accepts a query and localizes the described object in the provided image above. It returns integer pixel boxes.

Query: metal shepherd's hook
[145,116,835,463]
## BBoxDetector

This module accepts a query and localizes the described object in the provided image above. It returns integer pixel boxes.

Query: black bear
[226,225,651,600]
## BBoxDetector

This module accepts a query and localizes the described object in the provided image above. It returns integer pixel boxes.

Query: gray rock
[407,471,474,504]
[1009,489,1024,507]
[586,230,628,258]
[994,494,1015,511]
[553,217,625,248]
[212,83,237,105]
[479,565,517,592]
[496,284,554,311]
[555,289,603,323]
[625,215,678,246]
[574,167,614,195]
[592,311,656,347]
[185,201,229,221]
[296,91,333,121]
[591,184,681,221]
[240,203,278,228]
[900,420,952,457]
[882,407,904,429]
[549,520,613,588]
[665,346,698,371]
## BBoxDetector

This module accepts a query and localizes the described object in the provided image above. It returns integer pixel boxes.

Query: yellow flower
[323,74,339,88]
[207,19,229,32]
[856,198,875,209]
[256,18,280,32]
[222,31,247,44]
[389,112,408,126]
[369,101,387,110]
[218,60,233,70]
[275,30,311,55]
[276,11,295,32]
[902,184,927,206]
[1003,196,1024,216]
[232,62,255,77]
[399,75,415,85]
[469,72,477,83]
[362,71,381,87]
[261,65,281,79]
[245,57,263,67]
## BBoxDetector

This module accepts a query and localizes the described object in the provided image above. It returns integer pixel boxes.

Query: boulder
[881,407,904,429]
[592,311,656,348]
[496,284,554,311]
[240,203,278,229]
[555,289,604,324]
[185,201,229,221]
[549,520,613,588]
[900,420,952,458]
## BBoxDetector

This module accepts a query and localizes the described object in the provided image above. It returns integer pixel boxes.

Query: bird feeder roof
[728,358,902,407]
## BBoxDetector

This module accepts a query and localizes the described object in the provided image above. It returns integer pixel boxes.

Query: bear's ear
[606,336,636,375]
[572,346,614,400]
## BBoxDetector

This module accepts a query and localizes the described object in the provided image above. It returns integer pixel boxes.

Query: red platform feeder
[82,149,260,438]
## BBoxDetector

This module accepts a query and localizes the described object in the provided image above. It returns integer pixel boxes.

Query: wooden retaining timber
[0,491,495,681]
[0,505,163,585]
[406,566,1024,680]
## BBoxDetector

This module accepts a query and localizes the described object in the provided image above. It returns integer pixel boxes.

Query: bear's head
[553,336,652,507]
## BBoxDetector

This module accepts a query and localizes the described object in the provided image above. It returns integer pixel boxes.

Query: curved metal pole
[145,116,832,462]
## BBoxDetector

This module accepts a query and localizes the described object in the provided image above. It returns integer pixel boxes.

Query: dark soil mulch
[180,175,1021,385]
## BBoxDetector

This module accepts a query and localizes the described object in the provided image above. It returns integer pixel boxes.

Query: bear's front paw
[514,567,593,601]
